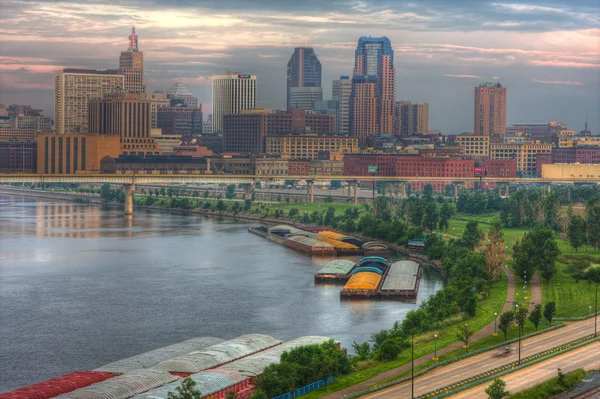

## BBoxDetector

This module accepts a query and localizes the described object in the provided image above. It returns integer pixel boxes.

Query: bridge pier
[124,184,135,216]
[307,180,315,203]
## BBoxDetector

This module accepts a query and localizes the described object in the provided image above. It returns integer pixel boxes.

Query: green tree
[244,199,252,210]
[167,377,202,399]
[351,341,371,361]
[100,183,112,201]
[455,324,475,352]
[225,184,236,200]
[288,208,299,218]
[203,190,209,199]
[249,390,267,399]
[438,203,455,231]
[586,201,600,250]
[324,195,333,203]
[330,180,342,189]
[484,223,505,281]
[529,304,542,330]
[544,302,556,326]
[461,221,484,250]
[423,202,439,231]
[324,206,336,226]
[216,200,227,211]
[568,214,587,252]
[422,183,433,198]
[485,378,510,399]
[516,306,528,334]
[225,391,237,399]
[499,311,515,340]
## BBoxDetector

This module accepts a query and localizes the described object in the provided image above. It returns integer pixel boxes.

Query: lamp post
[433,334,438,361]
[493,312,498,336]
[516,304,522,365]
[595,283,598,338]
[590,305,593,316]
[411,333,415,399]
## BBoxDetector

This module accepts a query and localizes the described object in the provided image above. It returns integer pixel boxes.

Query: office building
[553,147,600,164]
[506,122,567,138]
[266,135,358,160]
[288,87,323,110]
[14,114,52,131]
[287,47,322,110]
[37,133,121,174]
[212,73,256,133]
[202,115,213,134]
[0,128,37,142]
[54,69,124,134]
[88,92,160,156]
[332,76,352,135]
[474,82,507,136]
[490,142,552,174]
[456,135,490,158]
[144,91,171,128]
[157,105,202,136]
[0,141,37,173]
[166,83,199,108]
[119,27,145,93]
[350,36,395,140]
[395,101,429,136]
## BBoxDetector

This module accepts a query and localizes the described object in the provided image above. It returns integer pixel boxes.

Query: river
[0,194,444,392]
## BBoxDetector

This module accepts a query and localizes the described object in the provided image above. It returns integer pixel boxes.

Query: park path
[529,272,542,312]
[321,266,517,399]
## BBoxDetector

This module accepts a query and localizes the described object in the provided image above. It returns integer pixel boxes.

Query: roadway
[361,318,598,399]
[449,341,600,398]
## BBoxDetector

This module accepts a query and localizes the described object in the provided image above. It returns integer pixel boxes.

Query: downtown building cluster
[1,29,598,188]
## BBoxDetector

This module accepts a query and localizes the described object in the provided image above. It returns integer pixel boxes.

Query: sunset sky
[0,0,598,133]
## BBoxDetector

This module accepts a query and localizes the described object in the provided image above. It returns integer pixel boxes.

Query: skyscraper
[395,101,429,135]
[332,76,352,135]
[474,82,507,136]
[350,37,395,142]
[54,69,124,134]
[287,47,322,110]
[119,27,145,94]
[166,82,199,108]
[212,73,257,133]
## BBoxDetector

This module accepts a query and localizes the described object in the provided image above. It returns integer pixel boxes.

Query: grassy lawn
[258,201,363,217]
[300,273,508,399]
[508,368,587,399]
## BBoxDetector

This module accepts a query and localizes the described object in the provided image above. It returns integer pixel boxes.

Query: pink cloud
[528,60,600,68]
[533,78,584,86]
[443,74,481,79]
[0,75,53,90]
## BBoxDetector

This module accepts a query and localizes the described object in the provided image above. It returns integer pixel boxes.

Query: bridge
[1,173,598,215]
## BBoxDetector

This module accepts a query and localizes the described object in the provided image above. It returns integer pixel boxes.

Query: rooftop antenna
[585,111,588,132]
[128,26,138,52]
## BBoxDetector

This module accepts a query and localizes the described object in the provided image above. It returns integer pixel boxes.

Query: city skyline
[0,0,598,133]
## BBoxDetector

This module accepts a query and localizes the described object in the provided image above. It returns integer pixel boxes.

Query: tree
[249,390,267,399]
[568,214,587,252]
[516,306,528,334]
[422,202,439,231]
[438,203,454,231]
[484,224,505,281]
[330,180,342,190]
[167,377,202,399]
[455,324,475,352]
[225,184,236,200]
[100,183,112,201]
[216,200,227,211]
[461,221,484,250]
[352,341,371,361]
[324,206,336,226]
[485,378,510,399]
[288,208,299,218]
[544,302,556,326]
[499,311,515,340]
[203,190,209,199]
[586,201,600,250]
[529,304,542,330]
[225,391,237,399]
[422,184,433,198]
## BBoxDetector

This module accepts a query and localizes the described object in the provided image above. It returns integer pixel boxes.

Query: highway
[449,341,600,398]
[361,318,598,399]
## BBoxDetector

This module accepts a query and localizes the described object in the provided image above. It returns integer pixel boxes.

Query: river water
[0,194,444,392]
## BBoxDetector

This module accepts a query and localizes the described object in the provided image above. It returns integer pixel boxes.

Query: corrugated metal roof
[153,334,281,373]
[131,370,247,399]
[286,235,333,248]
[381,260,420,291]
[94,337,224,374]
[56,369,178,399]
[0,372,115,399]
[343,272,381,291]
[316,260,356,276]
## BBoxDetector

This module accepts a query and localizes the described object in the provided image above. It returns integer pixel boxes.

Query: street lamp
[432,334,438,361]
[516,304,522,365]
[590,305,593,316]
[493,312,498,336]
[595,283,598,339]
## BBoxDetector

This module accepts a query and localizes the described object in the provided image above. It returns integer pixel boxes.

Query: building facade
[0,141,37,173]
[266,135,359,160]
[54,69,124,134]
[343,154,475,178]
[350,36,395,139]
[553,147,600,164]
[212,73,257,133]
[157,105,203,135]
[542,163,600,179]
[166,83,199,108]
[144,91,171,128]
[332,76,352,135]
[37,133,121,174]
[88,92,160,156]
[288,87,323,110]
[506,122,567,138]
[395,101,429,136]
[456,135,490,158]
[287,47,322,110]
[14,115,52,131]
[490,143,552,175]
[119,27,145,93]
[474,82,506,136]
[0,128,37,142]
[482,159,517,177]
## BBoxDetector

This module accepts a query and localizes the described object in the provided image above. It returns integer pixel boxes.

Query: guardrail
[555,311,599,321]
[271,376,335,399]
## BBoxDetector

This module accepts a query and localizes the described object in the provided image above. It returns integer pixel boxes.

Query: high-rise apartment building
[212,73,256,133]
[287,47,322,110]
[350,37,395,142]
[288,87,323,110]
[332,76,352,135]
[395,101,429,135]
[88,92,160,156]
[54,69,124,134]
[143,91,171,128]
[119,27,145,94]
[474,82,506,136]
[166,83,199,108]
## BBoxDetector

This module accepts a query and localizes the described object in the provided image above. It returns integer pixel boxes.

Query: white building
[212,73,256,133]
[202,114,213,134]
[332,76,351,135]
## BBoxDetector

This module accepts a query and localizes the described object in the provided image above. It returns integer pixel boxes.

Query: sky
[0,0,598,134]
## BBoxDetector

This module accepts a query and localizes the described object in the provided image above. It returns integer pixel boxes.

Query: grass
[299,273,508,399]
[507,368,587,399]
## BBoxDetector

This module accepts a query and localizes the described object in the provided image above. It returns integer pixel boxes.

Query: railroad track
[573,386,600,399]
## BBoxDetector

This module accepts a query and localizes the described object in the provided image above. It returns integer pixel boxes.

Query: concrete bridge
[1,173,598,215]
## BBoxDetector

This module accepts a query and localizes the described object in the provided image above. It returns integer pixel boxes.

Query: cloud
[528,60,600,68]
[533,78,584,86]
[443,74,481,79]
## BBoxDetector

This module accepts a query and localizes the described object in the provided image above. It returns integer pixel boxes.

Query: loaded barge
[314,260,357,283]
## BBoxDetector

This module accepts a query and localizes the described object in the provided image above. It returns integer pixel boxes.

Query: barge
[378,260,421,299]
[314,260,357,283]
[340,257,388,299]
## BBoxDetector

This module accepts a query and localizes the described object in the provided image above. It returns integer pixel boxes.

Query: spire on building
[128,26,138,52]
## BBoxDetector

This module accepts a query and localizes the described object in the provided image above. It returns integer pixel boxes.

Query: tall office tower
[288,87,323,110]
[474,82,506,136]
[212,73,256,133]
[119,27,145,94]
[287,47,322,110]
[332,76,352,135]
[350,36,395,141]
[157,104,203,135]
[143,91,171,128]
[395,101,429,135]
[54,69,124,134]
[88,92,160,156]
[166,82,199,108]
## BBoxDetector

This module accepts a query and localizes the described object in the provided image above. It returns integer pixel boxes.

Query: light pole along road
[361,317,598,399]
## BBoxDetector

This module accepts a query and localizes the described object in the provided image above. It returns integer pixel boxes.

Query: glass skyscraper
[287,47,322,110]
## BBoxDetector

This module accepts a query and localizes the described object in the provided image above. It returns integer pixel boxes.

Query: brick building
[157,105,203,135]
[0,141,37,173]
[552,147,600,164]
[266,135,358,160]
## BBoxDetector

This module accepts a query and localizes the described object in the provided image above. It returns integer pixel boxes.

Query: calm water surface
[0,194,444,392]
